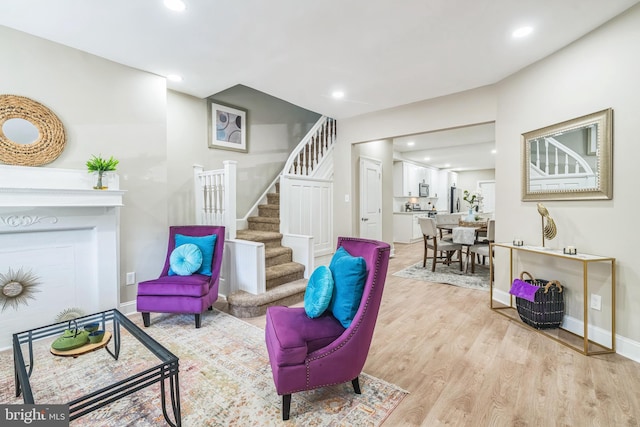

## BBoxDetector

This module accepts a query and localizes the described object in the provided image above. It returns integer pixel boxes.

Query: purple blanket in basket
[509,279,539,302]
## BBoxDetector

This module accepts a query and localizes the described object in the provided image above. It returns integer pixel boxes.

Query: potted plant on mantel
[86,154,119,190]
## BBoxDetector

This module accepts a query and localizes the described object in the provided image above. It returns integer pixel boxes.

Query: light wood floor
[218,242,640,426]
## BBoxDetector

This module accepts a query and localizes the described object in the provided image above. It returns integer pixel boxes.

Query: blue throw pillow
[169,233,217,276]
[304,266,334,318]
[328,246,368,328]
[168,244,203,276]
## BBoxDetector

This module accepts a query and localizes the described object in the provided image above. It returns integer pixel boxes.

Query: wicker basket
[515,271,564,329]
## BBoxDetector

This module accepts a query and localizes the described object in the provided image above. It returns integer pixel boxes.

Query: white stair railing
[193,160,236,239]
[284,116,336,177]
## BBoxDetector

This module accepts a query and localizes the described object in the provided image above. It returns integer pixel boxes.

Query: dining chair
[419,217,462,272]
[452,226,477,270]
[468,219,495,273]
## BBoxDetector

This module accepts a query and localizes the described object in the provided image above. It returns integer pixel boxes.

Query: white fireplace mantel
[0,164,125,207]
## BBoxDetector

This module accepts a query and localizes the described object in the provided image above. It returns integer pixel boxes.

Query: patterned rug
[0,310,407,426]
[393,261,490,291]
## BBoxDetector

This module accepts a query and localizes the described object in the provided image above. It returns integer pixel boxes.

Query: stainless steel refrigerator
[449,186,461,213]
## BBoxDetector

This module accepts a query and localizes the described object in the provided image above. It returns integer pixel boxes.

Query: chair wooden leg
[422,236,428,268]
[352,377,361,394]
[282,394,291,420]
[432,250,437,272]
[471,252,476,273]
[142,312,150,327]
[195,313,201,328]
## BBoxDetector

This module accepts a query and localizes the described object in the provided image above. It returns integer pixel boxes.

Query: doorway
[359,157,382,240]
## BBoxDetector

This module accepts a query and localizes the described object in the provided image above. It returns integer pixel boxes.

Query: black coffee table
[13,309,181,426]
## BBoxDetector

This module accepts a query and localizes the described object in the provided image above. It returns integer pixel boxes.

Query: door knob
[361,218,369,222]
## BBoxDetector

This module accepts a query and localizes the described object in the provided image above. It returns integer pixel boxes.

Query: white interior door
[359,157,382,240]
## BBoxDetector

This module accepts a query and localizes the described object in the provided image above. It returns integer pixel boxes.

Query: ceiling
[393,123,496,172]
[1,1,637,172]
[0,0,638,122]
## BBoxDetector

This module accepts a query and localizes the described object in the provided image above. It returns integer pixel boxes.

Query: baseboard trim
[118,300,137,316]
[492,290,640,362]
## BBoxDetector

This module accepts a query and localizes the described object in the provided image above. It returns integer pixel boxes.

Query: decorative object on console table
[86,154,119,190]
[536,203,557,246]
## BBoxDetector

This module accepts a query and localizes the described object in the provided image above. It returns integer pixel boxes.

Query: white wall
[333,4,640,356]
[494,5,640,345]
[0,25,169,304]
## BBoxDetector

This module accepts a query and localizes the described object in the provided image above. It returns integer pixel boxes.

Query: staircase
[227,184,307,317]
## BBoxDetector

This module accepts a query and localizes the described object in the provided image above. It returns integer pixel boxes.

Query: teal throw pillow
[169,233,217,276]
[328,246,368,328]
[168,244,203,276]
[304,266,334,318]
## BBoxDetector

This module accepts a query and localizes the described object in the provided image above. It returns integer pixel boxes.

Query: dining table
[437,222,489,272]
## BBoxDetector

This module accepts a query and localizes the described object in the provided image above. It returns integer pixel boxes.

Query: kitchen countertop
[394,210,438,214]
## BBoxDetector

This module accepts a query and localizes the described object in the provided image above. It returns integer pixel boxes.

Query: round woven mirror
[0,94,66,166]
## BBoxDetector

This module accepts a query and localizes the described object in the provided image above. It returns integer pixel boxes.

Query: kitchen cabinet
[393,212,431,243]
[393,161,434,197]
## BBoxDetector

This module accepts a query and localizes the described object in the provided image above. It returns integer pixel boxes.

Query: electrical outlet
[590,294,602,311]
[126,272,136,285]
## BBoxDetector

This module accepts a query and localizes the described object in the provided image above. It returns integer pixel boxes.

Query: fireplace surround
[0,165,125,349]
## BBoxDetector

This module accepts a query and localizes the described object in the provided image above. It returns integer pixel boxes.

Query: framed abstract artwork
[208,101,247,152]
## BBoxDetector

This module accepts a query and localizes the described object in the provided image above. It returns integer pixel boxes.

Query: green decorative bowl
[88,330,105,344]
[84,322,99,332]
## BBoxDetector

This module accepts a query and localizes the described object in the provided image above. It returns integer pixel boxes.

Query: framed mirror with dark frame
[521,108,613,201]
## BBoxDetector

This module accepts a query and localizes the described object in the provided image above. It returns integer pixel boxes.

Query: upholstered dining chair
[468,219,495,273]
[136,225,225,328]
[264,237,391,420]
[419,217,462,272]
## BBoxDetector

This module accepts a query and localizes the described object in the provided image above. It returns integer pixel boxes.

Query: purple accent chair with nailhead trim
[136,225,225,328]
[265,237,391,420]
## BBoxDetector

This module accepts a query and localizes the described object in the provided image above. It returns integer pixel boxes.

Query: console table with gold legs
[489,243,616,356]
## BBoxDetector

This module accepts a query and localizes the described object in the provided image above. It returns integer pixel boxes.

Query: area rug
[0,310,407,426]
[393,261,490,291]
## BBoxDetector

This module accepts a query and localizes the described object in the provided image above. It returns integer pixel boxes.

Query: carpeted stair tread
[247,216,279,224]
[266,262,305,289]
[236,230,282,242]
[258,204,279,218]
[267,193,280,205]
[265,246,293,267]
[227,279,307,318]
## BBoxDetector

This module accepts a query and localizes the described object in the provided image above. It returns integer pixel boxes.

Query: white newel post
[224,160,237,240]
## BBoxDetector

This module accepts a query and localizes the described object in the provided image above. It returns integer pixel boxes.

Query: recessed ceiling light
[512,26,533,38]
[491,149,497,154]
[331,90,345,99]
[164,0,186,12]
[423,157,430,161]
[444,163,451,168]
[407,142,415,146]
[167,74,183,82]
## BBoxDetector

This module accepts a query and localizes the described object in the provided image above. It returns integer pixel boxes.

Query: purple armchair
[265,237,391,420]
[136,225,225,328]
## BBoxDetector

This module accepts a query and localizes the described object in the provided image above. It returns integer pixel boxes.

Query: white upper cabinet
[393,161,436,197]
